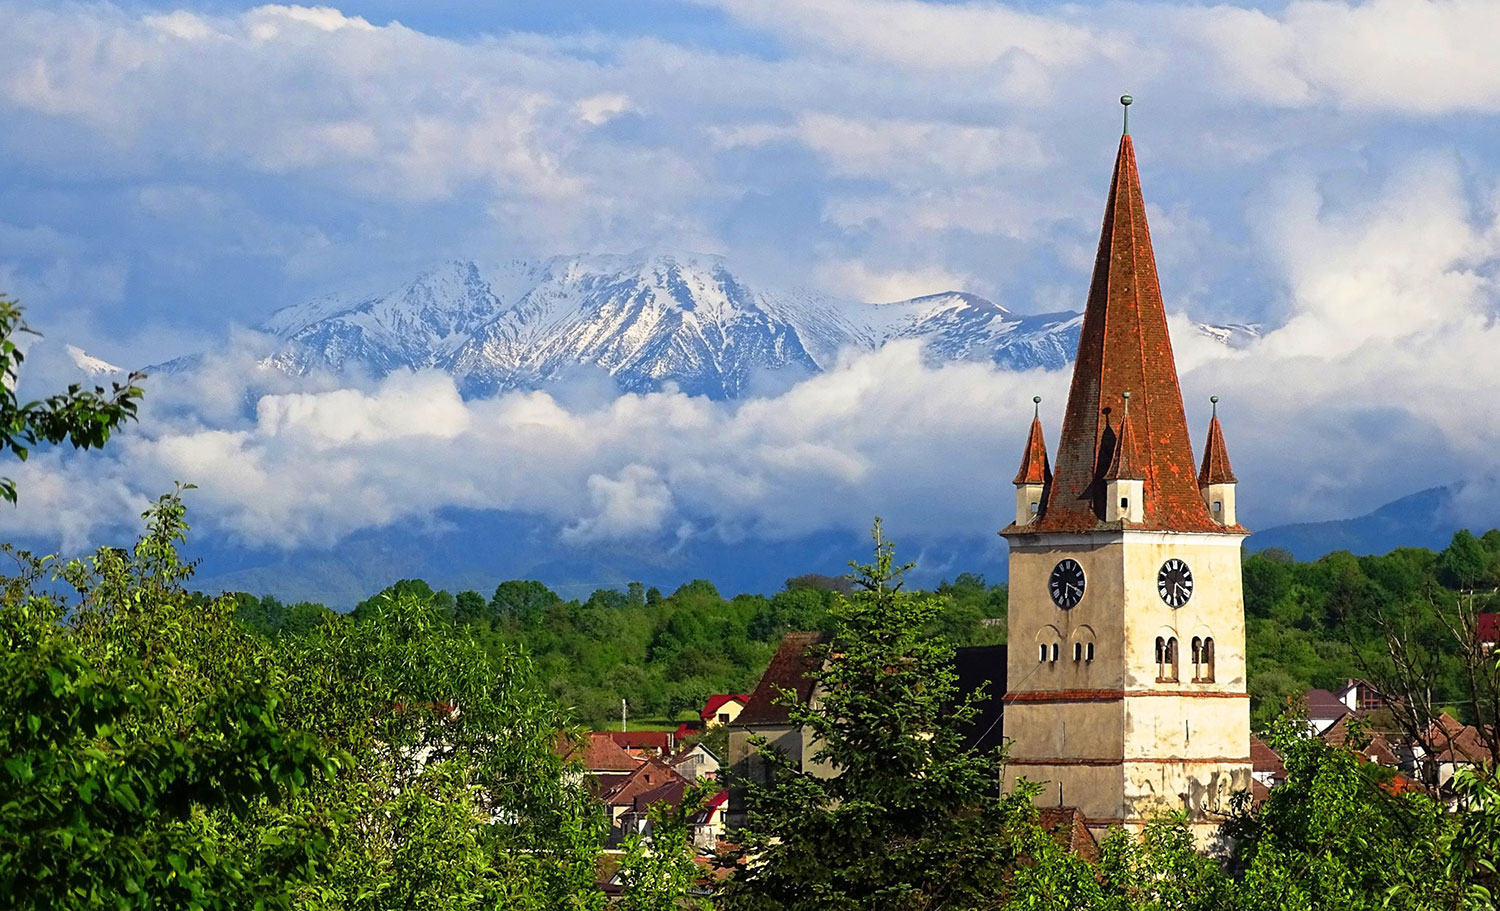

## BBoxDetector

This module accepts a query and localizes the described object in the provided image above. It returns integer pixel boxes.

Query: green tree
[0,297,144,504]
[1225,712,1481,911]
[0,492,336,910]
[1440,530,1491,590]
[719,520,1026,910]
[492,579,562,623]
[618,781,716,911]
[454,588,487,622]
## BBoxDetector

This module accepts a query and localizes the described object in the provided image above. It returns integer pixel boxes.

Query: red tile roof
[736,631,824,726]
[1012,411,1051,486]
[1198,407,1237,486]
[1320,715,1401,767]
[1427,713,1488,764]
[1478,613,1499,643]
[700,694,751,720]
[1016,134,1229,535]
[558,732,641,773]
[1249,734,1285,781]
[604,730,673,755]
[1304,688,1349,719]
[604,757,684,807]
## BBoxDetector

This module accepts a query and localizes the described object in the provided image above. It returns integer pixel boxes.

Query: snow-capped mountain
[66,345,124,375]
[163,250,1257,399]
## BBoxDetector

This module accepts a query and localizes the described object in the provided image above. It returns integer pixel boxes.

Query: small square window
[1212,500,1222,513]
[1030,501,1040,514]
[1120,497,1129,509]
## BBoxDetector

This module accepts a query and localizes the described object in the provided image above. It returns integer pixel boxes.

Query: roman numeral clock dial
[1158,558,1194,608]
[1048,559,1085,609]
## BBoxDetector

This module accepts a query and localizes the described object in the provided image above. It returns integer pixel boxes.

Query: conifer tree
[719,520,1031,910]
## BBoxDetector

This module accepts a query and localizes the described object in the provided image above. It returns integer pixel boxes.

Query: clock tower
[1000,101,1252,841]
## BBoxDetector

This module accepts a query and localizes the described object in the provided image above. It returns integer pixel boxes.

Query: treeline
[234,531,1500,731]
[1242,530,1500,727]
[235,572,1007,727]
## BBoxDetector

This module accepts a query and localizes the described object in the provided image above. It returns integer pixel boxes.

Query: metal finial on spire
[1032,394,1042,417]
[1122,390,1131,415]
[1210,394,1219,417]
[1120,94,1133,134]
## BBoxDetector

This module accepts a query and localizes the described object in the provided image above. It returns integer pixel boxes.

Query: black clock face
[1158,559,1194,608]
[1048,559,1086,609]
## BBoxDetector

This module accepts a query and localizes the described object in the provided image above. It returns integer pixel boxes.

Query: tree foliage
[0,493,606,910]
[0,297,144,504]
[719,520,1028,910]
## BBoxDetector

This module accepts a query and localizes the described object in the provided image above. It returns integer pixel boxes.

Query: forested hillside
[233,532,1500,730]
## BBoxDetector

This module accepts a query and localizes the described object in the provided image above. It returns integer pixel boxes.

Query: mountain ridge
[156,250,1257,400]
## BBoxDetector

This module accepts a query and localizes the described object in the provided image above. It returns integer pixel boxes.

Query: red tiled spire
[1102,394,1144,481]
[1027,132,1219,533]
[1013,396,1051,486]
[1198,396,1237,487]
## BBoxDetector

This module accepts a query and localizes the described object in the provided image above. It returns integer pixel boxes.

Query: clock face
[1048,559,1086,609]
[1158,559,1194,608]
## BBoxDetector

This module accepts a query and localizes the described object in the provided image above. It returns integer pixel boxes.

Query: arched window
[1050,643,1060,662]
[1191,636,1203,680]
[1086,642,1095,661]
[1157,636,1178,682]
[1073,642,1083,662]
[1039,643,1048,662]
[1203,637,1215,682]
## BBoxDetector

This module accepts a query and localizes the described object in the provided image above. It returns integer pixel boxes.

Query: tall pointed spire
[1013,396,1051,486]
[1029,123,1219,533]
[1198,396,1237,487]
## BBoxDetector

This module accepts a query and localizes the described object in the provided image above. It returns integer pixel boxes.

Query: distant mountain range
[111,249,1474,604]
[1247,487,1460,560]
[158,250,1259,400]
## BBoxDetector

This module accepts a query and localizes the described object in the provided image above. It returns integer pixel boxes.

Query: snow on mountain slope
[66,345,124,375]
[169,250,1253,400]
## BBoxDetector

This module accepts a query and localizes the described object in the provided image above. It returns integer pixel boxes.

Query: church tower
[1000,98,1251,840]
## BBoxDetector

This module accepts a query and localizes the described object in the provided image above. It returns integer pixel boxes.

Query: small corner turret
[1198,396,1238,527]
[1103,391,1145,523]
[1013,395,1050,527]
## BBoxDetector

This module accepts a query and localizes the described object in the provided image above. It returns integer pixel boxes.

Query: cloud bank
[13,143,1500,556]
[3,1,1500,559]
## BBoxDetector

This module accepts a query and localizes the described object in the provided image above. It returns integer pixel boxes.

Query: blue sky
[5,0,1500,557]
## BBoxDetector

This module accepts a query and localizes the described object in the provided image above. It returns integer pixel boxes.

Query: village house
[1302,688,1352,735]
[701,693,752,727]
[668,741,721,782]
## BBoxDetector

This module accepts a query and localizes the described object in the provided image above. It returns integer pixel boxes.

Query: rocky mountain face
[165,250,1256,399]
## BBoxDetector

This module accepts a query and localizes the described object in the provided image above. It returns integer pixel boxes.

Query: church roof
[1012,409,1051,486]
[1022,131,1222,534]
[1198,404,1237,487]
